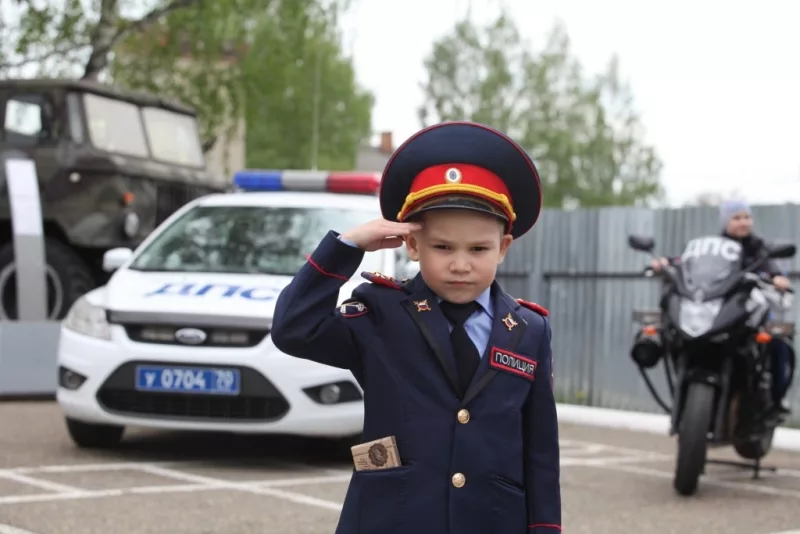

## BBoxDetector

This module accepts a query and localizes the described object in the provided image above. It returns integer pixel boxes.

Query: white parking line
[0,524,39,534]
[253,486,342,511]
[138,464,344,511]
[561,454,672,467]
[0,437,795,511]
[0,472,82,494]
[0,462,156,475]
[597,463,800,499]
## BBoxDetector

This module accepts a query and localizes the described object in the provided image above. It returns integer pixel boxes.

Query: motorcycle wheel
[673,382,715,496]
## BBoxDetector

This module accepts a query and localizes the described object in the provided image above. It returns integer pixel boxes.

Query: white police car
[57,170,412,448]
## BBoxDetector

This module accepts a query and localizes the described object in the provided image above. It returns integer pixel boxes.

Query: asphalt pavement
[1,400,800,534]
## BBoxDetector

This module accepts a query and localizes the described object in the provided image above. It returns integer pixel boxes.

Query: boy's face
[404,209,513,304]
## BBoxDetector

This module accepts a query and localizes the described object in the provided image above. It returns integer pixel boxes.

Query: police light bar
[232,169,381,195]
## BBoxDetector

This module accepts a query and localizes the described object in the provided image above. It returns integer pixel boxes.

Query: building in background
[356,131,394,172]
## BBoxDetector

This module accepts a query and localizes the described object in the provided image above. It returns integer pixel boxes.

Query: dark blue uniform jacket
[271,231,562,534]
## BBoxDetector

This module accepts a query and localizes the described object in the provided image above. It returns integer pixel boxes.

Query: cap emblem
[445,167,462,184]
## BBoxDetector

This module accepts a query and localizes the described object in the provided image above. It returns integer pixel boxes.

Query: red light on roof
[327,173,381,195]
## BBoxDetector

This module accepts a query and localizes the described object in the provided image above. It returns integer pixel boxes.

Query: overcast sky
[2,0,798,207]
[342,0,800,207]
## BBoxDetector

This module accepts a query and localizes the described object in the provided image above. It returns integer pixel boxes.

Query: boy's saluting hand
[342,219,422,251]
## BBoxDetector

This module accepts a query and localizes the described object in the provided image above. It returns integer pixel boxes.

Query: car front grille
[123,325,270,348]
[96,362,290,422]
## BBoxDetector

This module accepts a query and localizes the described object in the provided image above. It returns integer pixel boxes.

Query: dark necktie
[439,300,481,396]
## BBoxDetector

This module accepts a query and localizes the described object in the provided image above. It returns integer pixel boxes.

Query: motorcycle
[626,234,796,496]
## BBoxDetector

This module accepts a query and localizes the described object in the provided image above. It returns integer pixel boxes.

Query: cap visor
[406,196,509,223]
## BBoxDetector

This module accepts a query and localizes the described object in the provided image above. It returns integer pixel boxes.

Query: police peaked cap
[379,121,542,239]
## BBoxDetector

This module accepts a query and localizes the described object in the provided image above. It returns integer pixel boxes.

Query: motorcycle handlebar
[642,266,794,294]
[743,272,795,294]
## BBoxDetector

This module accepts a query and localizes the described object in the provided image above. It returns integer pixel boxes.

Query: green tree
[0,0,262,150]
[1,0,372,167]
[419,14,664,208]
[240,1,374,170]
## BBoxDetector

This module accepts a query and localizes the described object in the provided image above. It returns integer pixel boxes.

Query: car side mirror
[102,247,133,272]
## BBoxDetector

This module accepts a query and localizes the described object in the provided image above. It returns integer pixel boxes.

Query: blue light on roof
[231,169,381,195]
[233,170,283,191]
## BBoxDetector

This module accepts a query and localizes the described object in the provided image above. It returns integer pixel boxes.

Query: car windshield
[679,235,743,293]
[128,205,384,276]
[83,93,205,167]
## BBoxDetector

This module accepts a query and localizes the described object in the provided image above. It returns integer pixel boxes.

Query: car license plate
[135,366,241,395]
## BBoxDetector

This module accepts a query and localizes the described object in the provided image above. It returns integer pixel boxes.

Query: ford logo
[174,327,207,345]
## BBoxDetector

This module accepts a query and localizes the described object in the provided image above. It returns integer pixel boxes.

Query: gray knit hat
[719,199,751,228]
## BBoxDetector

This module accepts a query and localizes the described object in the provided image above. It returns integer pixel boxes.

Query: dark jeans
[769,338,793,402]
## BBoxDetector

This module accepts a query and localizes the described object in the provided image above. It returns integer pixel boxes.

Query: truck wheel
[65,417,124,449]
[673,382,715,496]
[0,238,95,320]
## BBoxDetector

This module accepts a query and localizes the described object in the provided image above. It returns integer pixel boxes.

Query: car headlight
[678,297,723,338]
[62,297,111,340]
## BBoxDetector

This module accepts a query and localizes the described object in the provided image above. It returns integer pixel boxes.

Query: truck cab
[0,79,224,320]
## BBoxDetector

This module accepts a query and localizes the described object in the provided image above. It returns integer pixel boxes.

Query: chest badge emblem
[502,313,518,331]
[414,299,431,312]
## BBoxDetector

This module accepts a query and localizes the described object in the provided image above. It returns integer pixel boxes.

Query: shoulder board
[338,298,369,318]
[516,299,549,317]
[360,271,409,292]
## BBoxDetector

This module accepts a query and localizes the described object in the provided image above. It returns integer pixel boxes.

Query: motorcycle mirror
[628,235,655,253]
[766,242,797,259]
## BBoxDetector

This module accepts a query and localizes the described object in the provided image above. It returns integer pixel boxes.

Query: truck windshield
[142,107,205,167]
[84,93,149,158]
[129,205,384,276]
[83,92,205,167]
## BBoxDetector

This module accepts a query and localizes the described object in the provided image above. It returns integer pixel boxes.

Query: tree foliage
[1,0,374,169]
[419,14,664,208]
[1,0,265,150]
[240,0,374,170]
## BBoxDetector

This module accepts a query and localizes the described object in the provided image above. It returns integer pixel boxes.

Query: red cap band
[396,164,516,223]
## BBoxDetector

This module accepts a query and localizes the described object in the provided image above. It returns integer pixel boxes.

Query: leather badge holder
[351,436,402,471]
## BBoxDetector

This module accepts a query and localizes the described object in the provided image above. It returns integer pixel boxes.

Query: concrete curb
[556,403,800,453]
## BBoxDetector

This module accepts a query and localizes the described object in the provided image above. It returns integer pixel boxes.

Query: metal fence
[2,202,799,425]
[495,203,800,425]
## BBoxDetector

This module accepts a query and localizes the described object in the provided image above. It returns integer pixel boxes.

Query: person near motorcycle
[650,200,794,413]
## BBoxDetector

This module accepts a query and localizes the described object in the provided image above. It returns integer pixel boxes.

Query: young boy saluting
[271,122,561,534]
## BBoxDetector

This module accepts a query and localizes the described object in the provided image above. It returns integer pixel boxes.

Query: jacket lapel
[400,274,461,396]
[460,282,528,407]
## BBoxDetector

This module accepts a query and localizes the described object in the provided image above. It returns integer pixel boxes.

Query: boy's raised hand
[342,219,422,252]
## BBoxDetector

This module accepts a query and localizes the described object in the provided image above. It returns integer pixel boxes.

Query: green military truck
[0,79,225,320]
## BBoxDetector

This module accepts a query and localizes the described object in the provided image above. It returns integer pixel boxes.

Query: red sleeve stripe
[305,254,349,281]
